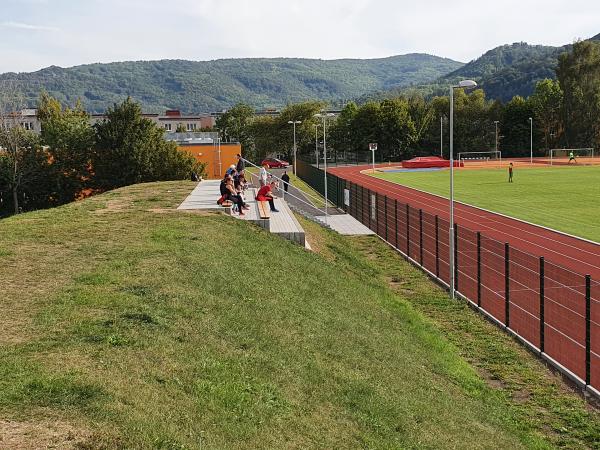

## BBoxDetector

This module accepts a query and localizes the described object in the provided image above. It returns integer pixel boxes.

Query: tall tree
[215,103,255,158]
[38,92,95,204]
[92,98,196,190]
[529,79,563,150]
[556,40,600,148]
[0,82,50,215]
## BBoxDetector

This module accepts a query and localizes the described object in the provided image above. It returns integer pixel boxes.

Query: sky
[1,0,599,73]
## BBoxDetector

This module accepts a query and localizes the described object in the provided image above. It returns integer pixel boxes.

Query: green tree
[529,79,563,151]
[556,40,600,148]
[500,96,536,156]
[38,92,95,205]
[215,103,255,158]
[92,98,196,189]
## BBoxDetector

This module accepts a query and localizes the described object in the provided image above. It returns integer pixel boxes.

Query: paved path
[177,181,224,211]
[315,215,375,235]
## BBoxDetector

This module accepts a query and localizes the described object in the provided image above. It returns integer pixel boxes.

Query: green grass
[0,181,598,448]
[373,165,600,242]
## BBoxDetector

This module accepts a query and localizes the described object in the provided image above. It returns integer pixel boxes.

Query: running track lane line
[329,165,600,280]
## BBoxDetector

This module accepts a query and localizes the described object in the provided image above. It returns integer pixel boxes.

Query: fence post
[385,196,388,242]
[395,200,398,249]
[505,242,510,328]
[368,190,372,230]
[454,223,459,293]
[540,257,545,353]
[477,232,481,308]
[435,216,439,278]
[362,186,365,224]
[406,204,410,256]
[419,209,423,265]
[586,274,591,385]
[375,192,379,235]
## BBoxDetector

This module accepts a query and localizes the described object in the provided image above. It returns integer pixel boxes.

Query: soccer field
[373,165,600,243]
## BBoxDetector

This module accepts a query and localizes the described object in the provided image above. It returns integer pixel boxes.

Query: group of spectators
[217,154,280,216]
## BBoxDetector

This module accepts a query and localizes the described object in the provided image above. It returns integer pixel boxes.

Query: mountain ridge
[0,54,463,113]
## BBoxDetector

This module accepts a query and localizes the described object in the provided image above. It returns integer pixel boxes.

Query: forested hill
[0,54,463,113]
[367,33,600,102]
[441,42,563,100]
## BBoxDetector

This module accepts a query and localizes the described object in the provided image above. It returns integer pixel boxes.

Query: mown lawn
[373,165,600,242]
[0,181,598,448]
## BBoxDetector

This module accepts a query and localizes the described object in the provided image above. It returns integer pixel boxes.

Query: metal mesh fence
[301,167,599,395]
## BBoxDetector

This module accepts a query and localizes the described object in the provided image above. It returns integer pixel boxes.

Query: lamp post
[440,116,443,158]
[449,80,478,300]
[314,123,320,167]
[288,120,301,175]
[369,143,377,173]
[314,113,335,221]
[529,117,533,164]
[494,121,499,153]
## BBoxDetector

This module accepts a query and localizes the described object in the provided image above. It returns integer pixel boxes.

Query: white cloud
[1,21,59,32]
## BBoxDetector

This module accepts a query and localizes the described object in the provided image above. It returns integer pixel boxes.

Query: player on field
[508,162,513,183]
[568,151,577,163]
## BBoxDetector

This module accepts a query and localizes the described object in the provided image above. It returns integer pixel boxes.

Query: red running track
[330,164,600,280]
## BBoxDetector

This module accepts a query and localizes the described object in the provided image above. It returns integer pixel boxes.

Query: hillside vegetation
[1,55,463,113]
[0,182,598,448]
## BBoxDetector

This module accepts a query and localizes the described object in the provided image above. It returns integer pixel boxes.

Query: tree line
[217,40,600,164]
[0,94,202,217]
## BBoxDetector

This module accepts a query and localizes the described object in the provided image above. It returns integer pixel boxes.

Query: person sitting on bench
[225,177,248,215]
[256,181,279,212]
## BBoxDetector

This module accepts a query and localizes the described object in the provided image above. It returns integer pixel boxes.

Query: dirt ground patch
[0,420,90,449]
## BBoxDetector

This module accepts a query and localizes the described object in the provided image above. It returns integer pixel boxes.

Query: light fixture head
[457,80,478,89]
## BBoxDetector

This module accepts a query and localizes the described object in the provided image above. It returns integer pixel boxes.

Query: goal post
[457,150,502,163]
[549,148,594,165]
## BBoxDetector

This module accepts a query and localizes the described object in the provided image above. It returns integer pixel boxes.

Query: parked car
[261,158,289,168]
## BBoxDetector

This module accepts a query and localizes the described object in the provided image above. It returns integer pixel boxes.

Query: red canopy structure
[401,156,463,169]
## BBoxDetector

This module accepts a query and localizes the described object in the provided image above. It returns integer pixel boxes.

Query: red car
[261,158,289,168]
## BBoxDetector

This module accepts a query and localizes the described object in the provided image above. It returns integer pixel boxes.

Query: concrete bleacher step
[177,182,306,247]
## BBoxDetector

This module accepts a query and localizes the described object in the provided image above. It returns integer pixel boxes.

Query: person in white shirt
[259,164,269,187]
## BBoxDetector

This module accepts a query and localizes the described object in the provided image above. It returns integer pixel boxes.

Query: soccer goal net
[549,148,594,165]
[457,150,502,163]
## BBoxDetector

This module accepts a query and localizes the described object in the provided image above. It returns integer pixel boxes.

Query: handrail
[241,158,327,215]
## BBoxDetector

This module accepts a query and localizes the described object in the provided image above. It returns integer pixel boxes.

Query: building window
[165,123,172,131]
[187,123,197,131]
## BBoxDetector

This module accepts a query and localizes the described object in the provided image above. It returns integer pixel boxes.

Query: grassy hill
[0,55,463,113]
[0,182,598,448]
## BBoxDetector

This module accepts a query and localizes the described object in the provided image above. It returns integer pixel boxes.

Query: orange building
[178,142,242,179]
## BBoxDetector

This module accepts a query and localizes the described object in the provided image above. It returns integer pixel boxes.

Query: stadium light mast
[288,120,302,175]
[314,112,335,221]
[314,123,320,167]
[494,121,500,153]
[449,79,477,300]
[529,117,533,164]
[440,116,444,157]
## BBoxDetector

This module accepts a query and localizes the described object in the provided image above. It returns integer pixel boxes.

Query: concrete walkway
[314,215,375,235]
[177,180,227,212]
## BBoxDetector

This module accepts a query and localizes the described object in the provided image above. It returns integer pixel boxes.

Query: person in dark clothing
[508,162,513,183]
[225,178,248,215]
[236,154,245,173]
[281,171,290,193]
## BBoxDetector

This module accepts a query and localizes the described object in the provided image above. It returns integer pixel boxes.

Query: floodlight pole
[315,113,335,222]
[449,86,455,300]
[440,116,443,157]
[529,117,533,164]
[371,147,376,173]
[494,121,499,153]
[288,120,301,175]
[314,124,320,167]
[449,80,477,301]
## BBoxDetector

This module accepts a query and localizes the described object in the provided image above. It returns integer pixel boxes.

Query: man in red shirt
[256,181,279,212]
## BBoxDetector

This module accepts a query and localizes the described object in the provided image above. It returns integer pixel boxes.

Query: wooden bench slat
[257,201,271,219]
